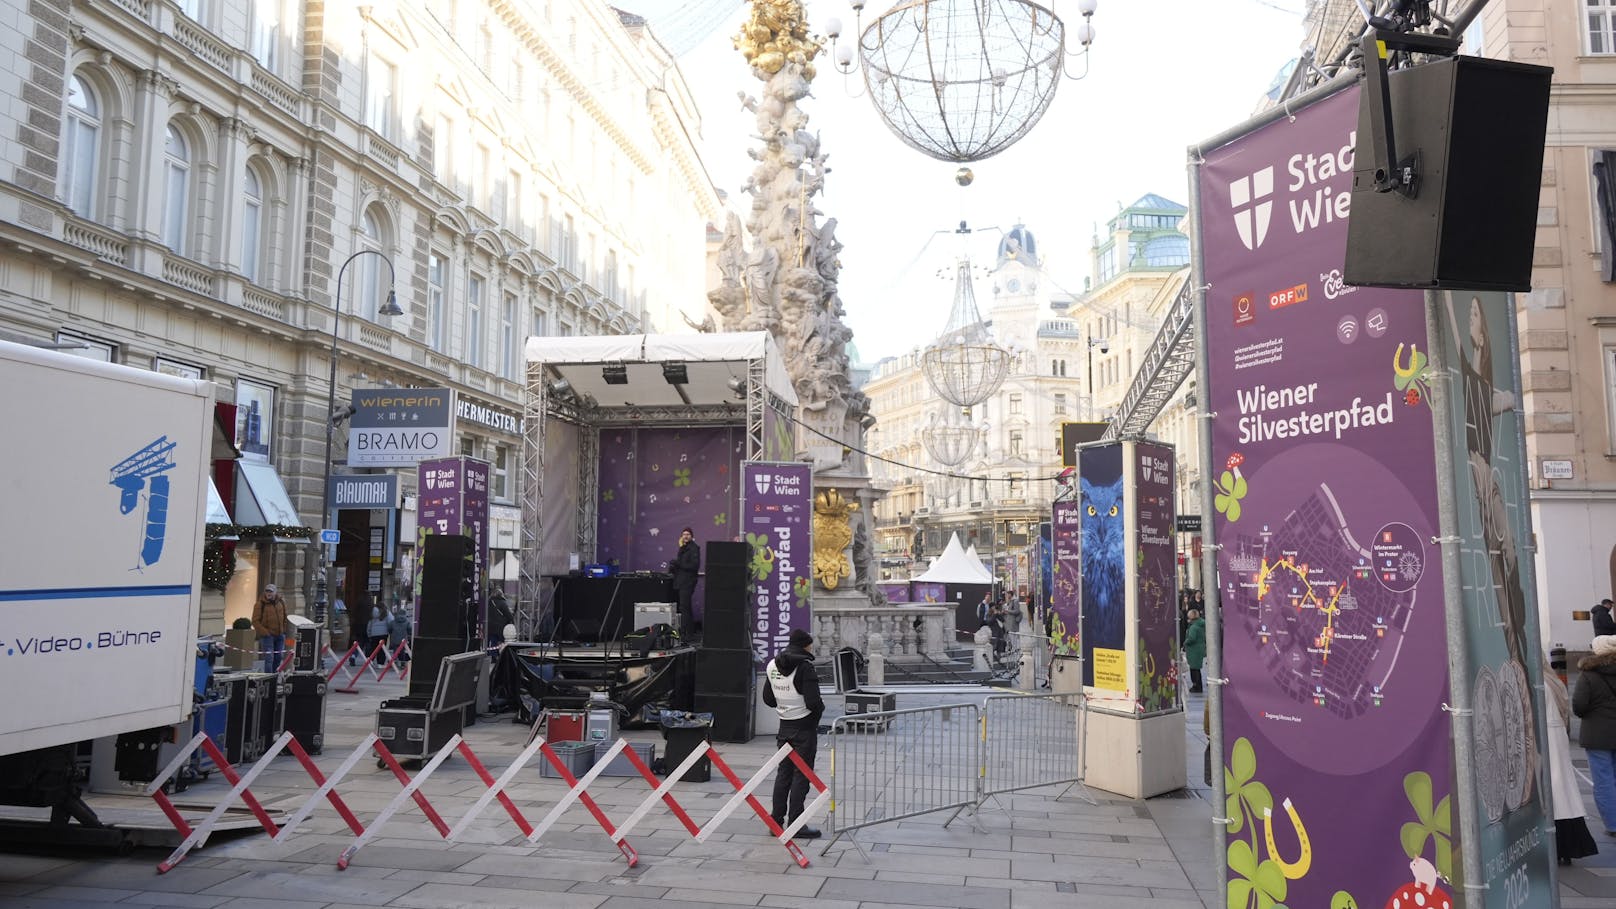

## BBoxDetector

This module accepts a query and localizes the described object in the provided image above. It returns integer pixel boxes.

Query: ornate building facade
[0,0,722,626]
[863,205,1195,593]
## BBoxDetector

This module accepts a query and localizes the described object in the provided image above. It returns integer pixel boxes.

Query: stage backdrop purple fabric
[596,426,744,620]
[1049,500,1080,657]
[741,462,813,663]
[1201,85,1453,908]
[1135,442,1177,712]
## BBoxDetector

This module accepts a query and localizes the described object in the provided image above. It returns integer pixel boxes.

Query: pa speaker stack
[695,541,754,742]
[414,534,475,700]
[1345,54,1552,291]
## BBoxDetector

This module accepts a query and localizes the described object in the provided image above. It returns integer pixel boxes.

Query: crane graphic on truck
[110,436,177,569]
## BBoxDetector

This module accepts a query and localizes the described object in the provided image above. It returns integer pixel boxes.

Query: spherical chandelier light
[921,415,983,466]
[921,258,1011,412]
[854,0,1082,162]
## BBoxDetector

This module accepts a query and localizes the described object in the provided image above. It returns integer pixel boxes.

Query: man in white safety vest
[762,628,825,838]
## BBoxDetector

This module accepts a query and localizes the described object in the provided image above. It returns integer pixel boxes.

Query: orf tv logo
[753,473,772,495]
[1230,166,1275,251]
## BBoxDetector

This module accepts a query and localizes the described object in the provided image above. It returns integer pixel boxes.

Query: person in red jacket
[762,629,825,838]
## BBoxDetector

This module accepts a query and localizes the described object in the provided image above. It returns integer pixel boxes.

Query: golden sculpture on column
[812,488,859,590]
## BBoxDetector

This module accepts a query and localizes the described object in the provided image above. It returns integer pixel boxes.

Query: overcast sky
[644,0,1319,361]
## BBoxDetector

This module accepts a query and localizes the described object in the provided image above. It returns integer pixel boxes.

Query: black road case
[284,671,328,755]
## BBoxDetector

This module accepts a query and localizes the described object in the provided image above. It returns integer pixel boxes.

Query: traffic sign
[319,529,341,545]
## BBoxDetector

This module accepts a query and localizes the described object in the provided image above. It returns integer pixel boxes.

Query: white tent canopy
[914,533,993,583]
[523,331,798,409]
[963,544,994,582]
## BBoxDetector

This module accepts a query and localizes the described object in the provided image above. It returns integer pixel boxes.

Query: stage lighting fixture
[727,376,747,399]
[662,362,688,385]
[602,364,628,385]
[550,378,574,398]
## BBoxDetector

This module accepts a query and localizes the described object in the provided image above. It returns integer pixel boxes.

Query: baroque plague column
[708,0,954,661]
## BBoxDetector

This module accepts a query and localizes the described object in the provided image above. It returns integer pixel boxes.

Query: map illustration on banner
[1200,86,1458,908]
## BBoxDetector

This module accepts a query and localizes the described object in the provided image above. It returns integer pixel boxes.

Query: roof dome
[996,223,1039,269]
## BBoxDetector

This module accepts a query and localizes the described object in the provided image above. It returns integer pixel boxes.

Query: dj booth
[547,573,673,642]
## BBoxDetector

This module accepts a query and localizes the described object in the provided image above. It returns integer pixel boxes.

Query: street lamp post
[313,250,401,630]
[1086,335,1109,421]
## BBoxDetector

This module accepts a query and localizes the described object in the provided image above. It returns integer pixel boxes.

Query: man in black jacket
[668,527,700,633]
[1594,599,1616,638]
[762,629,825,838]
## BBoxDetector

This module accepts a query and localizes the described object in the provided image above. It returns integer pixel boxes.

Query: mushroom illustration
[1384,857,1450,909]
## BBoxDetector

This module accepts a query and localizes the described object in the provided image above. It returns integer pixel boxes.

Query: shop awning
[206,478,238,540]
[234,461,307,542]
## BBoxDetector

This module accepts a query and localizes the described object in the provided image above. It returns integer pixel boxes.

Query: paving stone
[817,877,1010,909]
[389,882,609,908]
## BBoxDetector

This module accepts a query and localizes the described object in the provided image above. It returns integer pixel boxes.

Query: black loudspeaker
[694,690,756,743]
[420,535,474,639]
[703,544,751,649]
[706,540,748,569]
[409,635,466,701]
[696,648,755,696]
[1344,55,1552,291]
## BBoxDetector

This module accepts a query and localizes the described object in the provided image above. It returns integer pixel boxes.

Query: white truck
[0,338,212,761]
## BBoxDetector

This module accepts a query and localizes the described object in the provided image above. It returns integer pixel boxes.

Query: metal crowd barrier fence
[823,703,982,858]
[979,692,1093,808]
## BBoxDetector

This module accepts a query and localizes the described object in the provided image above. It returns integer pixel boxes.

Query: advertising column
[1433,290,1554,904]
[1135,442,1178,714]
[740,462,813,665]
[1200,86,1460,906]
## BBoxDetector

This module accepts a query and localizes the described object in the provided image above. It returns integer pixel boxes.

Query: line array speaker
[419,534,474,640]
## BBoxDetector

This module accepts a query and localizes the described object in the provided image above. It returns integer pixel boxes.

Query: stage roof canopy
[524,331,798,409]
[915,533,994,584]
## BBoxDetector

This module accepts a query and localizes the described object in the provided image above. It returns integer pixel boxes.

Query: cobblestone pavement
[1,677,1612,908]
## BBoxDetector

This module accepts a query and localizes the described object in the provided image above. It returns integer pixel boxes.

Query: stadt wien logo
[754,473,772,495]
[1229,166,1275,251]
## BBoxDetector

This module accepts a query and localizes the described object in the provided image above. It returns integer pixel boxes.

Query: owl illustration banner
[1077,442,1125,691]
[741,461,813,664]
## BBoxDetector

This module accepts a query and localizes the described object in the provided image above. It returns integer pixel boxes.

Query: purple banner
[1050,500,1080,657]
[1201,86,1452,908]
[1134,442,1177,712]
[741,462,812,664]
[878,582,911,603]
[911,581,945,604]
[415,456,490,639]
[463,459,489,640]
[1436,291,1553,900]
[596,426,744,619]
[1079,443,1125,689]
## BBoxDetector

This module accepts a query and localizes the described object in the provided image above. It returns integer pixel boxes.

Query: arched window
[242,167,264,282]
[358,208,386,319]
[162,125,191,254]
[62,75,101,218]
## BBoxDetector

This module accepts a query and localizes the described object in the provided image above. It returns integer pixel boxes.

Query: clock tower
[988,223,1050,349]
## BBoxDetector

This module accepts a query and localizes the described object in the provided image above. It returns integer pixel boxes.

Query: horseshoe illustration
[1262,797,1313,880]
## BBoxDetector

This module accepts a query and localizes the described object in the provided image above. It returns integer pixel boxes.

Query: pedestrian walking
[762,628,824,838]
[1184,609,1206,694]
[1593,598,1616,637]
[1573,634,1616,837]
[366,602,390,665]
[1545,657,1599,864]
[251,584,289,673]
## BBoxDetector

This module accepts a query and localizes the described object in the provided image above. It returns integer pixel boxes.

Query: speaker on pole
[420,534,475,641]
[1345,54,1552,291]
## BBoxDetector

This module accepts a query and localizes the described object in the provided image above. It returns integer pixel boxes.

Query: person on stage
[668,526,700,633]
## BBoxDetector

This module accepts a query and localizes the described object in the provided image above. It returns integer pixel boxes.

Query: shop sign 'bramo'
[347,387,453,467]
